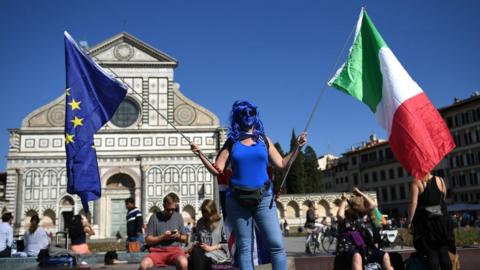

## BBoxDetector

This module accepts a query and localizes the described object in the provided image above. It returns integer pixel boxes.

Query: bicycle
[320,225,338,254]
[305,227,321,255]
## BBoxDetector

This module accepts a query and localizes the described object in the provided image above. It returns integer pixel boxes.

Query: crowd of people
[0,99,472,270]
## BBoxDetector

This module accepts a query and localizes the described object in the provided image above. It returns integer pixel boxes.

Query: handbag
[128,241,141,252]
[424,205,442,218]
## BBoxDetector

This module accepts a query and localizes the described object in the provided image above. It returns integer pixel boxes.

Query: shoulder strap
[260,134,270,150]
[219,138,234,155]
[218,138,235,168]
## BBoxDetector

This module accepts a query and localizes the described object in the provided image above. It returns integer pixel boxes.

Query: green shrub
[454,227,480,247]
[398,227,480,247]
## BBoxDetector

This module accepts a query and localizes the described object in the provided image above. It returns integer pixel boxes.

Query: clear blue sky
[1,0,479,170]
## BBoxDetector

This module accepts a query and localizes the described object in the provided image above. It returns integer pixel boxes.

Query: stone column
[141,164,147,216]
[14,169,24,229]
[93,199,100,225]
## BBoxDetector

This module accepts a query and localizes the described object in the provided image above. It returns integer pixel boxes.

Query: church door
[110,199,127,237]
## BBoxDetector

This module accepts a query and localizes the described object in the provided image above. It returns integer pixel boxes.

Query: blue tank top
[230,140,269,188]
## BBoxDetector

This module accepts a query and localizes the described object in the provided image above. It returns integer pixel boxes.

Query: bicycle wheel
[321,234,337,254]
[306,235,316,255]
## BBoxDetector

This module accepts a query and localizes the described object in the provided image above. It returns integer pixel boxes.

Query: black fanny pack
[231,181,270,208]
[424,205,443,218]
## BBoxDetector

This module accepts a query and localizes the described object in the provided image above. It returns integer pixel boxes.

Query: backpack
[37,247,78,267]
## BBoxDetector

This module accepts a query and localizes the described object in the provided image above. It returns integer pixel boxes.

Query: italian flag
[329,9,455,179]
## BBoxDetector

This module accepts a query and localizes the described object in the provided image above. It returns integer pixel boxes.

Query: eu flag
[64,31,127,213]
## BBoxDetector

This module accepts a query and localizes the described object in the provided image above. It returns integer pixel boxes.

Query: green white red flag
[328,9,455,179]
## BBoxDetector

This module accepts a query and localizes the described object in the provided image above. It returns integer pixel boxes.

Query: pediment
[22,93,66,128]
[88,32,178,66]
[173,83,220,127]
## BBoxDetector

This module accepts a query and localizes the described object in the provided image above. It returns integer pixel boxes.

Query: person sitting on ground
[335,188,393,270]
[139,195,188,270]
[188,199,229,270]
[0,213,14,257]
[68,215,94,255]
[24,215,49,256]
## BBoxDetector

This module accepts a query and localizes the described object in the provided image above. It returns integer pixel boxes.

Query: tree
[285,129,305,194]
[303,146,324,193]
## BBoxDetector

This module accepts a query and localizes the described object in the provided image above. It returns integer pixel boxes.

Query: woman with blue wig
[191,100,307,270]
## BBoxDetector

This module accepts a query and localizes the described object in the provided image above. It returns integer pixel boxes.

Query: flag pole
[270,11,360,208]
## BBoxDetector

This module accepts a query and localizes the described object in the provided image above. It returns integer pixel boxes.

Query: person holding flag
[191,100,307,270]
[329,8,456,270]
[328,8,455,180]
[64,31,127,213]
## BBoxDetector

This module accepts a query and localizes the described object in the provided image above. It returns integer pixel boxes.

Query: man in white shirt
[0,213,14,257]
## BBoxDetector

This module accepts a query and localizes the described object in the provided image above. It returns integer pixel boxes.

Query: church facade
[6,32,225,238]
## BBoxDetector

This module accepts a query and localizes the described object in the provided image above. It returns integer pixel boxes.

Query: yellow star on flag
[71,116,84,128]
[65,133,75,144]
[68,98,81,111]
[65,88,70,96]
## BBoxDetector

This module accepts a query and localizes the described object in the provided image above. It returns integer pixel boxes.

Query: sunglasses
[240,108,257,117]
[165,208,176,212]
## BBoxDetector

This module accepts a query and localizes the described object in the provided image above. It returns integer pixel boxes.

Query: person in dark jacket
[125,197,144,251]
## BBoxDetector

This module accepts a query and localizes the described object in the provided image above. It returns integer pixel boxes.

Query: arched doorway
[105,173,136,237]
[23,209,39,228]
[59,196,74,232]
[317,199,330,218]
[106,173,135,196]
[286,201,300,219]
[41,209,56,230]
[276,202,285,219]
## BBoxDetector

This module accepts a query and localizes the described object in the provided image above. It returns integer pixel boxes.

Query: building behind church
[322,93,480,218]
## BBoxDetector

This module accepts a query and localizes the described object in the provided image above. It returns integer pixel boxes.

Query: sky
[0,0,479,170]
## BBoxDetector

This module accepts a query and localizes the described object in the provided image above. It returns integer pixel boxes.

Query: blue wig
[227,100,265,142]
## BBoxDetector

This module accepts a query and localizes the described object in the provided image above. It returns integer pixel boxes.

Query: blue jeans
[226,192,286,270]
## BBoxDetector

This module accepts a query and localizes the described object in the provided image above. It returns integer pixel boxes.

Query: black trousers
[424,244,452,270]
[416,239,451,270]
[188,246,212,270]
